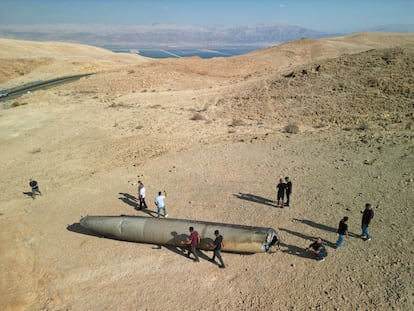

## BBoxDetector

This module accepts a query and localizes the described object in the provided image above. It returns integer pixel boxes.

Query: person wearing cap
[335,216,349,249]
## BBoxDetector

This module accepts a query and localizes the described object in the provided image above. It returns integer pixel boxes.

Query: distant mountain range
[0,23,412,48]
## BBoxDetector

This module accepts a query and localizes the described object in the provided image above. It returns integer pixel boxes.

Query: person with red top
[181,226,200,262]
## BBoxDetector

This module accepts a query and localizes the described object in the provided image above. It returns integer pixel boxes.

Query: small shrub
[358,121,370,131]
[230,119,246,127]
[11,102,28,108]
[108,102,117,108]
[190,113,205,121]
[313,123,326,129]
[284,123,300,134]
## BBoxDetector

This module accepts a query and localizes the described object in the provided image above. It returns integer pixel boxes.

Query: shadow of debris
[159,245,212,262]
[233,192,278,208]
[66,222,103,238]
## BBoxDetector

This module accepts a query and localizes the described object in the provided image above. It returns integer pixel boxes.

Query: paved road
[0,73,95,102]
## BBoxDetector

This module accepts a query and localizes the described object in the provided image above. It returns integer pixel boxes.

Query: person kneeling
[306,237,328,262]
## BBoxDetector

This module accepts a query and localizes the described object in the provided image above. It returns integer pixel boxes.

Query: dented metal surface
[80,215,280,253]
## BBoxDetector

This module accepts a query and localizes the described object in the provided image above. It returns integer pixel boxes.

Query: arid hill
[1,33,413,311]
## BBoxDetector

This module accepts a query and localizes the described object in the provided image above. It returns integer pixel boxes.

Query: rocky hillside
[214,47,414,130]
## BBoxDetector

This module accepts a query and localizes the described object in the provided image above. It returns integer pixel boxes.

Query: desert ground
[0,33,413,311]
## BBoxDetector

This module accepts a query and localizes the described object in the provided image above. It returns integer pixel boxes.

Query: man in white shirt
[137,181,148,210]
[154,190,168,218]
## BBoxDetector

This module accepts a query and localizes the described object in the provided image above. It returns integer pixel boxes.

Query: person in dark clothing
[306,237,328,261]
[284,176,292,206]
[209,230,225,268]
[29,179,42,199]
[361,203,374,241]
[335,216,349,249]
[276,178,287,207]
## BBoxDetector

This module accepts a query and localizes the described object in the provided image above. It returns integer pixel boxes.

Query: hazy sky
[1,0,413,32]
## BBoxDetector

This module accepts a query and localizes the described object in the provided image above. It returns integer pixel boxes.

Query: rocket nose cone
[79,216,89,229]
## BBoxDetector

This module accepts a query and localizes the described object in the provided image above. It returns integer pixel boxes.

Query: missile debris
[80,215,280,253]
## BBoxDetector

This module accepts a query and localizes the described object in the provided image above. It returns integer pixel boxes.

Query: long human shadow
[118,192,138,209]
[234,192,279,208]
[279,227,336,249]
[22,191,40,199]
[279,227,316,242]
[293,218,360,238]
[118,192,157,218]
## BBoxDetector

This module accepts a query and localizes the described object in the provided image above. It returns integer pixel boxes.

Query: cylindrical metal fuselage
[80,215,279,253]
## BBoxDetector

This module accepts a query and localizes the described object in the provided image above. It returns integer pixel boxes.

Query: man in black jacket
[335,216,349,249]
[361,203,374,241]
[209,230,225,268]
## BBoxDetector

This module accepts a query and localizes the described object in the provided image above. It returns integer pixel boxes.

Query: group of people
[306,203,375,261]
[137,180,168,218]
[27,176,375,266]
[276,177,292,207]
[180,227,226,268]
[137,180,225,268]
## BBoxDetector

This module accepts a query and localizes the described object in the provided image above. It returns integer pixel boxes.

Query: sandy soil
[1,33,413,311]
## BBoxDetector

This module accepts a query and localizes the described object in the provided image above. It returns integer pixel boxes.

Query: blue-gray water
[104,47,258,59]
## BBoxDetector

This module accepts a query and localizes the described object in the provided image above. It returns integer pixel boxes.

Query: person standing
[285,176,292,206]
[181,226,200,262]
[335,216,349,249]
[137,180,148,210]
[209,230,225,268]
[276,178,286,207]
[29,179,42,199]
[306,237,328,261]
[154,190,168,218]
[361,203,374,241]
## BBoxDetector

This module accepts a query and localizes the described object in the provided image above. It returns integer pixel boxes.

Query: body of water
[104,47,259,59]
